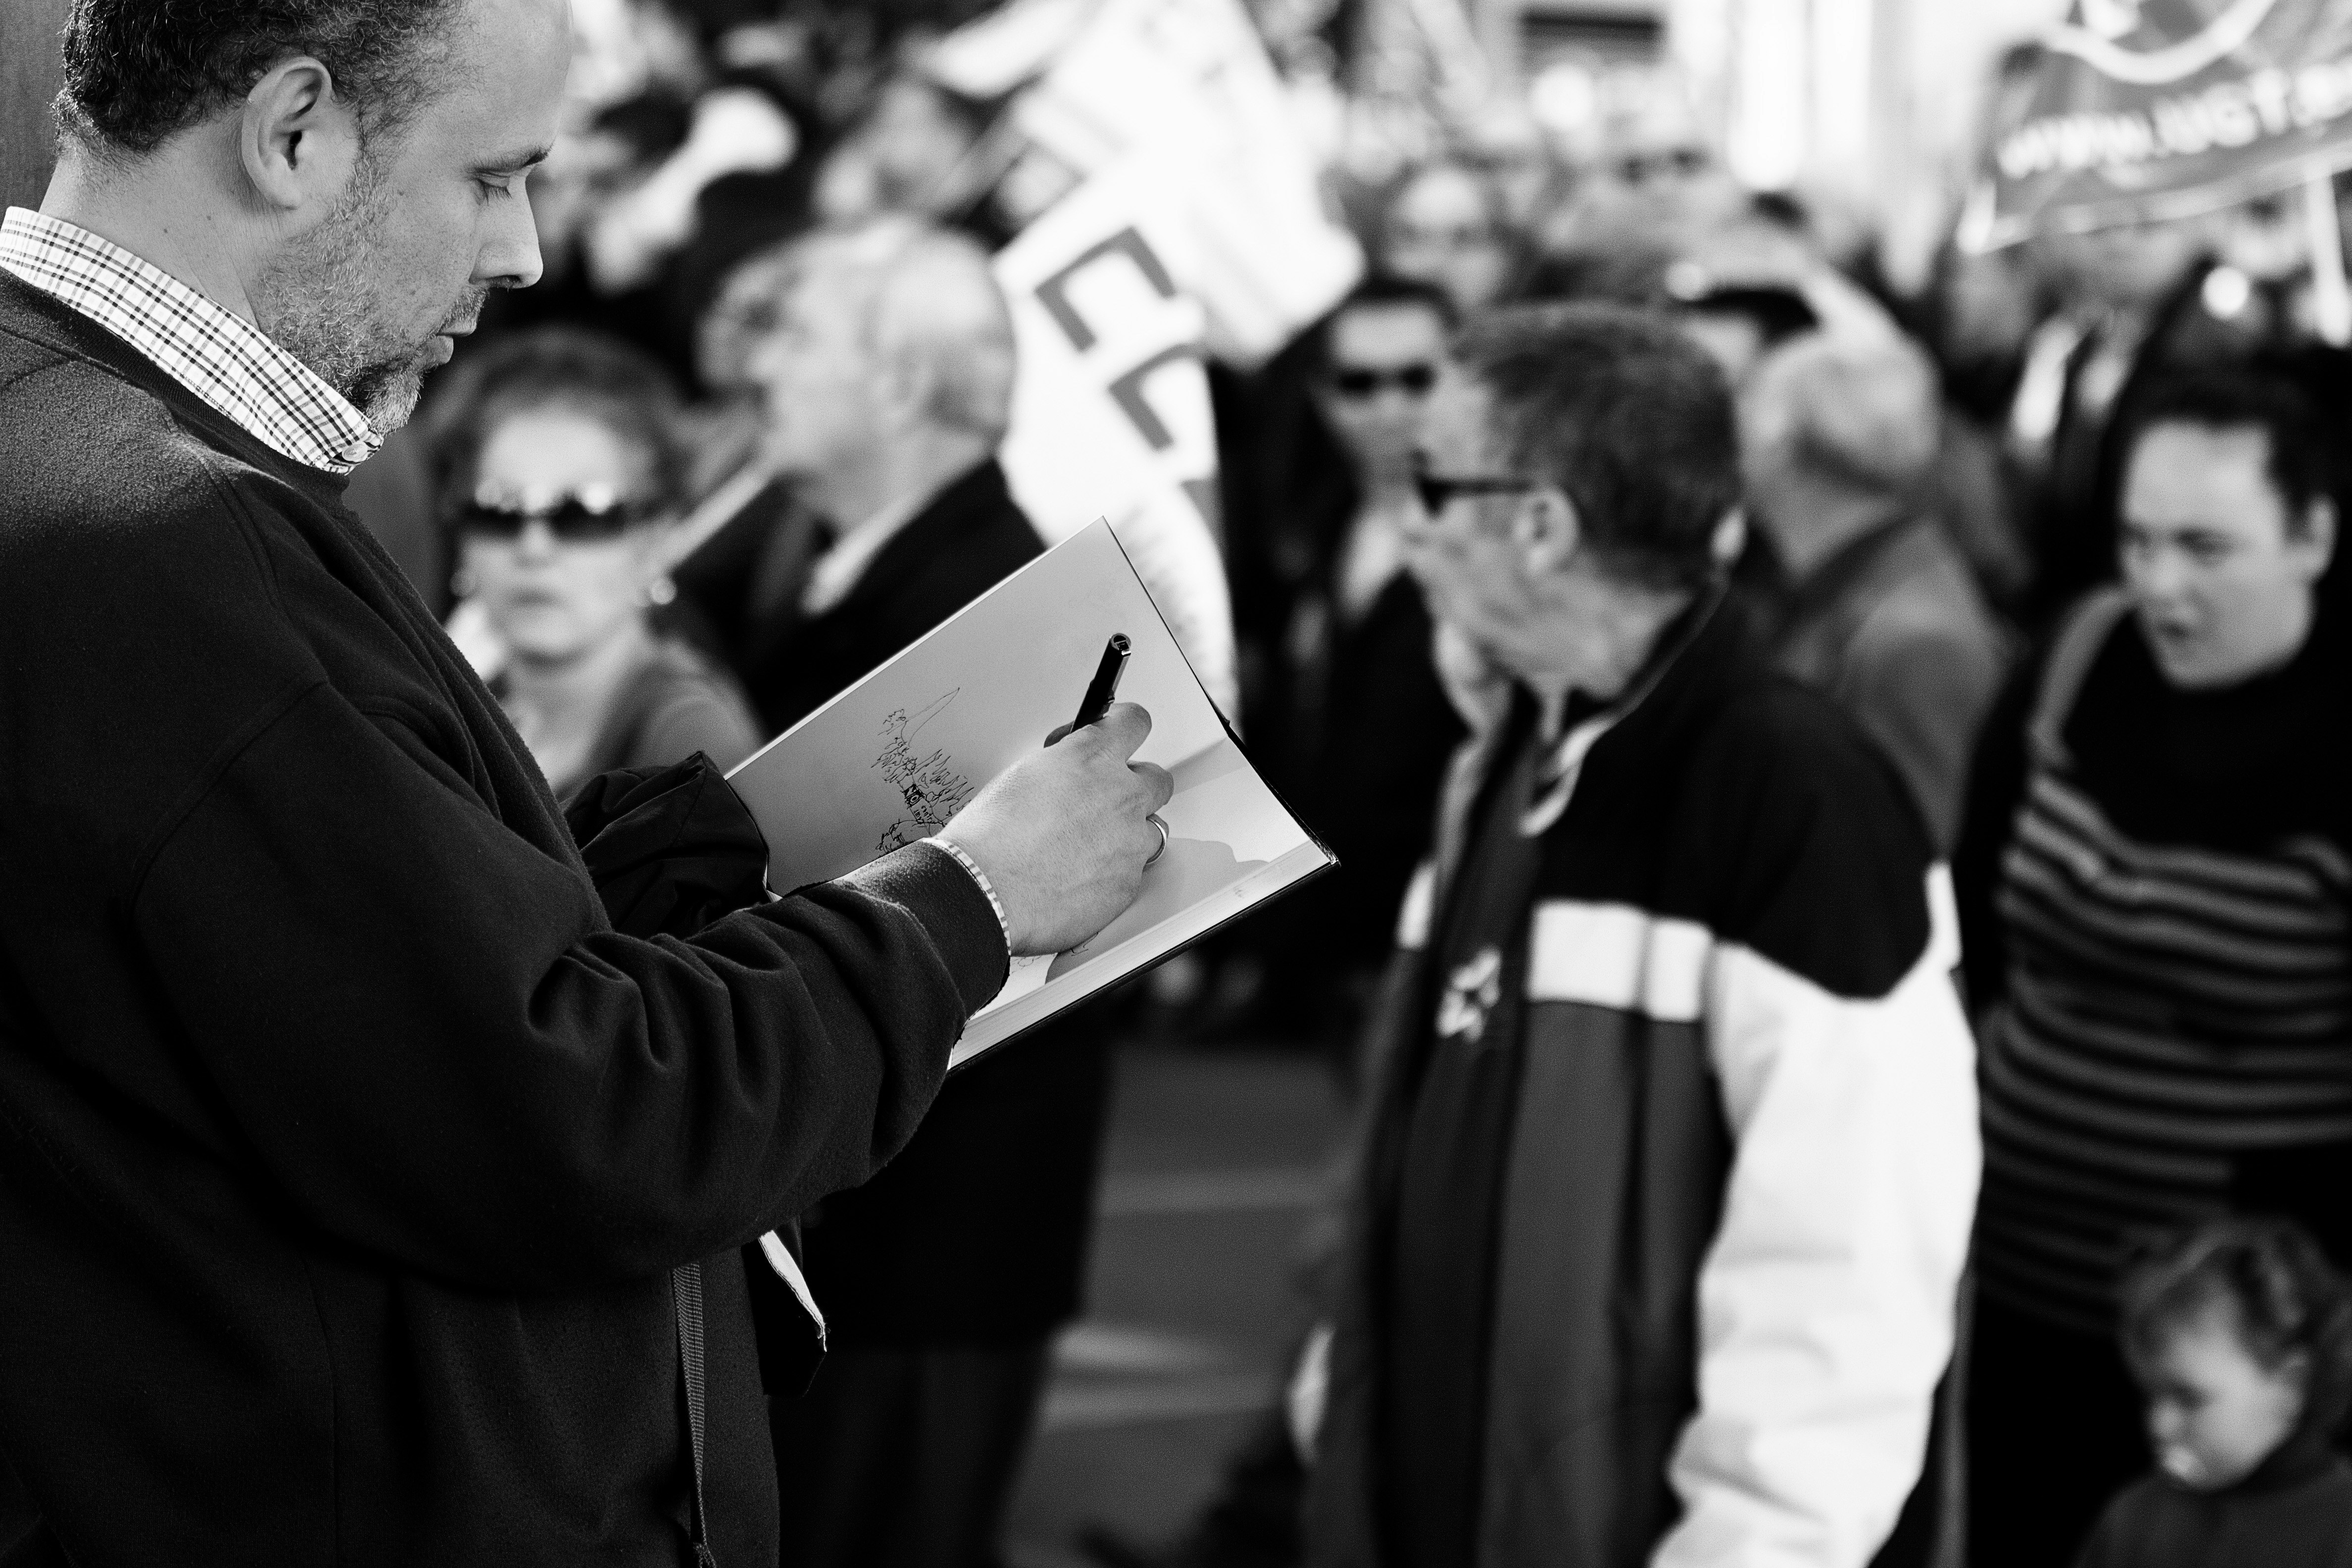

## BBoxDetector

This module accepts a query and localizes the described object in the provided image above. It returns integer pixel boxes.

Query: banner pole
[2305,166,2352,346]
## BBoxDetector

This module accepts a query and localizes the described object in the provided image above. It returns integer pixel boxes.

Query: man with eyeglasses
[1297,304,1979,1568]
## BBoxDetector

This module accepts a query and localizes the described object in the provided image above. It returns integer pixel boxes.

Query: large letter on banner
[1964,0,2352,248]
[934,0,1360,367]
[994,163,1239,714]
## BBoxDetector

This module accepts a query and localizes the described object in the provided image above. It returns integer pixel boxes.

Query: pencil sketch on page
[873,691,975,853]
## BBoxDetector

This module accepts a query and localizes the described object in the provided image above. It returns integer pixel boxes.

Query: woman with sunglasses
[432,326,760,800]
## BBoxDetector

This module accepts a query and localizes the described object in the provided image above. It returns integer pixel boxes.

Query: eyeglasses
[1331,363,1439,400]
[1413,468,1540,517]
[452,493,662,541]
[1617,147,1713,187]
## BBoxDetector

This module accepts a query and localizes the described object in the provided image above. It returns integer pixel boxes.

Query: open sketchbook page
[726,520,1331,1067]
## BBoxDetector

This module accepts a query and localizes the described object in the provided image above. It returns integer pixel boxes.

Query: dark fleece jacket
[0,273,1004,1566]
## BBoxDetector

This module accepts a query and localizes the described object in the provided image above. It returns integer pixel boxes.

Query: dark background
[2,0,69,212]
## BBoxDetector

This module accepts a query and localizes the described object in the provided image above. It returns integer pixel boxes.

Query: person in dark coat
[686,215,1105,1568]
[1226,274,1467,1040]
[0,6,1173,1564]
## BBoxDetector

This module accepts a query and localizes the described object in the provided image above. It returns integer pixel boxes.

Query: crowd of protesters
[333,7,2352,1566]
[7,0,2352,1566]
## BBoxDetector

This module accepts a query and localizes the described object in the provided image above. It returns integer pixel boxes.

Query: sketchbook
[726,520,1334,1068]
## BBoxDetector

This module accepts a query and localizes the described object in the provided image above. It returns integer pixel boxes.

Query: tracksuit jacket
[1304,597,1981,1568]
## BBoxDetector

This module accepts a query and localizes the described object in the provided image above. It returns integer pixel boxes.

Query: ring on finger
[1145,813,1170,867]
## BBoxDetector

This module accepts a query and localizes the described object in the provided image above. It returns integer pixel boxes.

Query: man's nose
[480,190,547,292]
[2137,545,2194,601]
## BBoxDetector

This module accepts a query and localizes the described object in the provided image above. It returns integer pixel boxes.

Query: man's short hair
[2121,368,2326,526]
[58,0,462,156]
[1753,331,1942,498]
[1452,303,1741,591]
[422,326,690,521]
[746,217,1018,445]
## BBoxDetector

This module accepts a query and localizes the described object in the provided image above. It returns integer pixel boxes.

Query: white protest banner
[1964,0,2352,250]
[933,0,1362,368]
[993,159,1239,715]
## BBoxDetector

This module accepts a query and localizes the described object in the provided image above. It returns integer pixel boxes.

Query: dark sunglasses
[1413,469,1540,517]
[452,494,662,541]
[1331,363,1438,399]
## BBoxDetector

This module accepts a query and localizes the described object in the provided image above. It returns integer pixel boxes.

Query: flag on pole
[992,162,1239,713]
[929,0,1363,714]
[1963,0,2352,251]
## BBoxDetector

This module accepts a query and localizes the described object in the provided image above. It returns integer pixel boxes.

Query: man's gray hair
[1750,331,1942,499]
[738,217,1019,444]
[57,0,462,156]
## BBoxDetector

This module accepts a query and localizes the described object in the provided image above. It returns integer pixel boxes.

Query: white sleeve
[1654,869,1980,1568]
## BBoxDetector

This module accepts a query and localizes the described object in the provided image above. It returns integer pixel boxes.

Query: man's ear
[1514,484,1580,573]
[240,56,361,213]
[1710,506,1747,568]
[2297,495,2339,580]
[874,341,937,431]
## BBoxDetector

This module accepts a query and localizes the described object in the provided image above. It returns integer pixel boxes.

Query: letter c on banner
[1107,343,1202,451]
[1033,227,1180,352]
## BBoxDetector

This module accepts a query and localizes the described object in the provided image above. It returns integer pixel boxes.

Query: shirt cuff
[923,834,1013,963]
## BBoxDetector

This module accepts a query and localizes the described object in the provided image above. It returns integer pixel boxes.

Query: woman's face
[461,406,666,665]
[1382,165,1514,316]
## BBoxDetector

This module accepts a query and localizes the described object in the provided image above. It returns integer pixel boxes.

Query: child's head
[2119,1218,2352,1491]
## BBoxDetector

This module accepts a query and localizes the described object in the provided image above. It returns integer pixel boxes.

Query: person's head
[1378,158,1519,317]
[1408,303,1741,699]
[1739,331,1941,572]
[432,327,687,668]
[51,0,569,433]
[738,218,1016,520]
[1591,89,1742,236]
[2047,215,2207,316]
[1310,274,1458,485]
[2120,1218,2352,1491]
[2117,371,2337,689]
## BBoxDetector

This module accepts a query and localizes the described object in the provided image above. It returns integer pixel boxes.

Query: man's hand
[937,702,1175,956]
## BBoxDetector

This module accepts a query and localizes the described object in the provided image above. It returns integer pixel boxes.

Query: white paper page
[726,522,1330,1062]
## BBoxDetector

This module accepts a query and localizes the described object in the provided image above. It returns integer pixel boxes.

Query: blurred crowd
[329,4,2352,1567]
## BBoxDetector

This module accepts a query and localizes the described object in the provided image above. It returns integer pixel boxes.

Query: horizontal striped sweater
[1977,589,2352,1335]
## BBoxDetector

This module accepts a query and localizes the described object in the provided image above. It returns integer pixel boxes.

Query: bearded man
[0,3,1172,1565]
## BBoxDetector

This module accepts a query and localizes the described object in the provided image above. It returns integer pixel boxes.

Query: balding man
[702,218,1104,1568]
[0,3,1170,1564]
[716,219,1032,732]
[1741,330,2011,851]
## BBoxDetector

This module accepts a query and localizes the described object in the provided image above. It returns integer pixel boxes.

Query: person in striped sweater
[1959,366,2349,1567]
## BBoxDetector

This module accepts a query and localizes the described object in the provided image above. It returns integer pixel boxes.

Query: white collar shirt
[0,206,382,476]
[800,489,931,618]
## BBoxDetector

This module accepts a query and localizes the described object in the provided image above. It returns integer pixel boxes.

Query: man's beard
[256,157,485,435]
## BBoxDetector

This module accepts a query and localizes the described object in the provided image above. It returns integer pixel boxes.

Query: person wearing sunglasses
[1235,275,1470,1037]
[432,325,760,800]
[1298,304,1978,1568]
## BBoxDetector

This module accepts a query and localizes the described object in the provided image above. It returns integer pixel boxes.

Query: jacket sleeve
[131,674,1007,1297]
[1654,703,1981,1568]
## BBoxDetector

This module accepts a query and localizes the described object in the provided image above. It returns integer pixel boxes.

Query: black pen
[1072,633,1132,730]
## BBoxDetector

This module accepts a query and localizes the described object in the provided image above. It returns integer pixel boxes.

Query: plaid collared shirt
[0,206,381,475]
